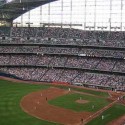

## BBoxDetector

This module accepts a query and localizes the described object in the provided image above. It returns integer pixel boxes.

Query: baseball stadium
[0,0,125,125]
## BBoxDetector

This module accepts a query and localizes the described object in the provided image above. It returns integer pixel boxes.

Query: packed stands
[0,27,125,91]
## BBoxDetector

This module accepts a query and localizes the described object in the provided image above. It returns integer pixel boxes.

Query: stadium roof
[0,0,57,22]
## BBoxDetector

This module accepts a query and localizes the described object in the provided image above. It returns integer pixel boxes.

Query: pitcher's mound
[76,100,89,104]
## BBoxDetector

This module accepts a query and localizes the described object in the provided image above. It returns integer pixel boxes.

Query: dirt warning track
[1,76,125,125]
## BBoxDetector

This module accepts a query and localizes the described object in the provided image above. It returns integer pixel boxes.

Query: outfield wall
[0,72,22,80]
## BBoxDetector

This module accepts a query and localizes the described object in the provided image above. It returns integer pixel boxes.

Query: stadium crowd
[0,54,125,72]
[0,46,125,58]
[0,27,125,47]
[0,67,125,91]
[0,27,125,91]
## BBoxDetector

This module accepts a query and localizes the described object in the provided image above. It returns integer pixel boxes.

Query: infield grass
[48,93,110,112]
[0,79,124,125]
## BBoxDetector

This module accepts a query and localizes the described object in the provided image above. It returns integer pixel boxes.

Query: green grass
[49,93,110,112]
[0,79,124,125]
[86,104,125,125]
[57,85,109,98]
[0,80,59,125]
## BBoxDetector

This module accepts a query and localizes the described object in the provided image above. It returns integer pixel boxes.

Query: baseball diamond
[1,0,125,124]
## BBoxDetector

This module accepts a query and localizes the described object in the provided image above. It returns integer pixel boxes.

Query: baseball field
[0,77,125,125]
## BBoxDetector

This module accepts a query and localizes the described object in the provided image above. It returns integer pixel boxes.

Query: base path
[20,87,92,125]
[1,76,124,125]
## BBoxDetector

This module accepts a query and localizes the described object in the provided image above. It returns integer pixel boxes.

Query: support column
[84,0,87,30]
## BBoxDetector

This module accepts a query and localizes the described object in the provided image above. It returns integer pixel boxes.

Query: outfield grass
[0,80,59,125]
[86,104,125,125]
[0,79,124,125]
[49,93,110,112]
